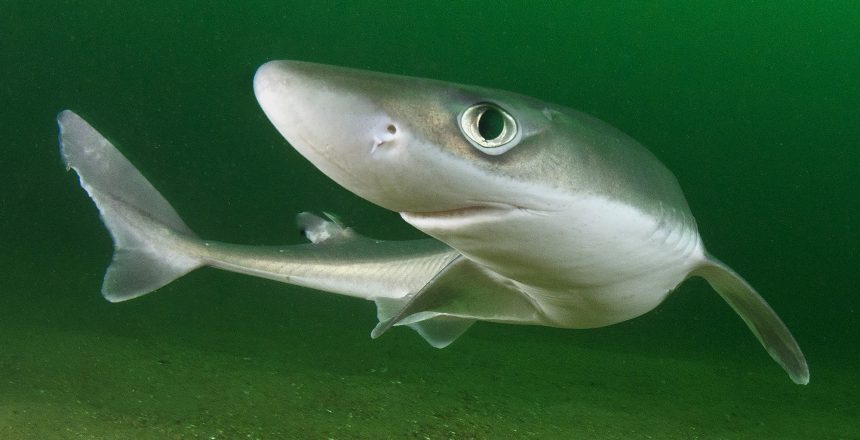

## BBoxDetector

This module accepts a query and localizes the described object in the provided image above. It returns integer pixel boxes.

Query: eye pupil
[477,108,505,140]
[458,102,519,154]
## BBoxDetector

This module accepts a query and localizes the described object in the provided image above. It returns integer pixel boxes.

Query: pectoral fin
[693,255,809,385]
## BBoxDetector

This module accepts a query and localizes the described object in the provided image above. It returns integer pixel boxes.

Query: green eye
[459,102,519,154]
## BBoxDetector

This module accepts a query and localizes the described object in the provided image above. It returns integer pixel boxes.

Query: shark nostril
[371,124,398,154]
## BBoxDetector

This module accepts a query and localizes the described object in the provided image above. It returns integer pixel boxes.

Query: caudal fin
[58,110,203,302]
[693,255,809,385]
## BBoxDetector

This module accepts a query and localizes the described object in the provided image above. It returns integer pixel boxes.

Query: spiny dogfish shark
[58,60,808,384]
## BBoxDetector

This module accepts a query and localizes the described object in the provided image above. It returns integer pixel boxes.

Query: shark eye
[458,102,520,155]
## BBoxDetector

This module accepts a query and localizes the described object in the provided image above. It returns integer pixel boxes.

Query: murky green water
[2,2,858,438]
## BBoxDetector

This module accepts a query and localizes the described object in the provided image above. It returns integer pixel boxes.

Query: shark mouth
[403,205,508,219]
[400,203,524,226]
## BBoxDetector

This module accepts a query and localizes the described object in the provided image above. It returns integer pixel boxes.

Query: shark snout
[253,60,418,209]
[255,60,390,154]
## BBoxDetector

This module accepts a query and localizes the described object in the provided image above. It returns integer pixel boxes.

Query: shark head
[252,60,586,219]
[253,58,700,288]
[253,60,701,316]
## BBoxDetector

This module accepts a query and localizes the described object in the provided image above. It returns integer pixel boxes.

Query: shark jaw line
[400,202,532,226]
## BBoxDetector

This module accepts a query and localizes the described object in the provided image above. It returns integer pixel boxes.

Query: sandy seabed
[0,268,856,440]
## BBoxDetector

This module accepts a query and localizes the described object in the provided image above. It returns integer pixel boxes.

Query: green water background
[1,1,858,438]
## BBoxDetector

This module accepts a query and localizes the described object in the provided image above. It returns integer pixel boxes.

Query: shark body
[58,60,808,384]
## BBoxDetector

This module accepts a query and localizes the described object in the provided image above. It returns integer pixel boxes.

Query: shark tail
[58,110,204,302]
[692,254,809,385]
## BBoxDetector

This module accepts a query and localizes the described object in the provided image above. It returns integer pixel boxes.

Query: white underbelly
[405,195,705,328]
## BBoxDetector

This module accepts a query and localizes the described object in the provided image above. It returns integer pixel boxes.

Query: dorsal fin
[296,211,356,244]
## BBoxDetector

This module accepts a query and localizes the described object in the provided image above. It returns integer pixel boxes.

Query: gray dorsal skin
[59,60,808,385]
